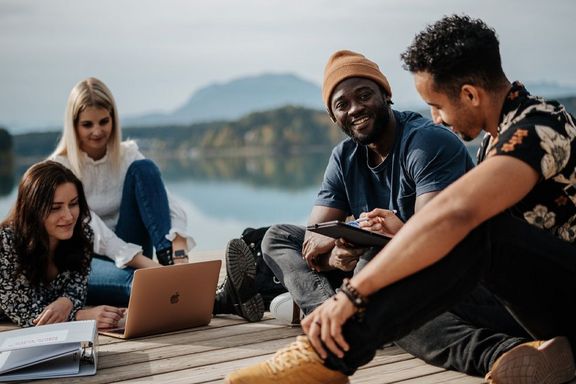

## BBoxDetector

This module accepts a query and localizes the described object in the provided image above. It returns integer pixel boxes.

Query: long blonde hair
[51,77,122,177]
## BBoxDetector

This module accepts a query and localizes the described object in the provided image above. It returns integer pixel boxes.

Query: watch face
[174,250,187,258]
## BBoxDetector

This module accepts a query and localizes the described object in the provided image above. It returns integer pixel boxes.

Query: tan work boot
[225,336,349,384]
[485,336,575,384]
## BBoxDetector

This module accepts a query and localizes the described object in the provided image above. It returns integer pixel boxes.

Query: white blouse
[52,141,195,267]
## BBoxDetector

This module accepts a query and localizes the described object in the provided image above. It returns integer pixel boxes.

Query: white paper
[1,330,69,349]
[0,343,77,374]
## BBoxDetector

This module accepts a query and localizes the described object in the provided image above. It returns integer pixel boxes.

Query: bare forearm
[352,196,474,296]
[172,234,187,251]
[126,253,159,269]
[350,156,538,297]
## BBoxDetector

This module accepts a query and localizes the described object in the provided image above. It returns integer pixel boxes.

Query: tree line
[9,106,344,159]
[5,96,576,159]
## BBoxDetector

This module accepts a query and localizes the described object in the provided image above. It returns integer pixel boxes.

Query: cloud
[0,0,574,131]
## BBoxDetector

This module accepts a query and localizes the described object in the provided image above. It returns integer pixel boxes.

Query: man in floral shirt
[477,83,576,240]
[226,14,576,384]
[391,81,576,381]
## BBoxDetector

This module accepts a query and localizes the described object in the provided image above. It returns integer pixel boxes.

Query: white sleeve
[165,191,196,251]
[89,212,141,268]
[125,141,146,162]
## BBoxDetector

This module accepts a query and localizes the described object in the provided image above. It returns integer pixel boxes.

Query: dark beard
[340,107,391,145]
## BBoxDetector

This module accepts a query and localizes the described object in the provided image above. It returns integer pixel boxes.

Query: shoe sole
[225,239,265,322]
[235,293,265,322]
[226,238,257,288]
[487,336,575,384]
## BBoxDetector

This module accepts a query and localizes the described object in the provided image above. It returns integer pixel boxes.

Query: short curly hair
[401,14,507,99]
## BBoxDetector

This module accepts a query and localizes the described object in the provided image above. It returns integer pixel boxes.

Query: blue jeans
[87,255,135,306]
[262,224,380,316]
[317,214,576,376]
[87,159,173,306]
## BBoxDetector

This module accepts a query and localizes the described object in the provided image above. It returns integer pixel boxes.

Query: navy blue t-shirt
[315,110,474,222]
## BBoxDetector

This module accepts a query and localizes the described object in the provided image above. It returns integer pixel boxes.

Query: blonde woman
[50,77,195,306]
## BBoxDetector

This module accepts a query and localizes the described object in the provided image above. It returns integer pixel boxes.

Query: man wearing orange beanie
[225,49,474,383]
[228,15,576,384]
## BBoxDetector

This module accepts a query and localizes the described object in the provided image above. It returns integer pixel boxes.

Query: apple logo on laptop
[170,292,180,304]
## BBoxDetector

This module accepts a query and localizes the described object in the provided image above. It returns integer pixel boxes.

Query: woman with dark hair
[0,161,124,328]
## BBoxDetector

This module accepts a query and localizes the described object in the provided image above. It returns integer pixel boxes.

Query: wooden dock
[0,317,485,383]
[0,250,507,383]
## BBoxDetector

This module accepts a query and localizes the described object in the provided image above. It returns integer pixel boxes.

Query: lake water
[0,144,478,252]
[0,152,329,252]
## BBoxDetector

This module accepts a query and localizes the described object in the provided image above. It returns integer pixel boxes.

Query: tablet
[306,220,391,247]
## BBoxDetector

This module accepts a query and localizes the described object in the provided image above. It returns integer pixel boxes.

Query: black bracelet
[340,278,368,310]
[156,248,174,265]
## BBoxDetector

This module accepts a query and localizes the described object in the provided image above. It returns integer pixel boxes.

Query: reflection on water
[0,144,479,251]
[0,151,332,251]
[155,151,331,190]
[0,151,14,197]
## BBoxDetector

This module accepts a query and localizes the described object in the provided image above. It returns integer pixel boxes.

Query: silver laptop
[99,260,221,339]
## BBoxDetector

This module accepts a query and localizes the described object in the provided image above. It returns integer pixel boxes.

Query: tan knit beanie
[322,50,392,112]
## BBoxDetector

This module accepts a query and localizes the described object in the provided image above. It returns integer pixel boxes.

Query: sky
[1,0,575,133]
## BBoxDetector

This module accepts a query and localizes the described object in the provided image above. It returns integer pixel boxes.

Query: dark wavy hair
[1,161,92,286]
[400,14,507,98]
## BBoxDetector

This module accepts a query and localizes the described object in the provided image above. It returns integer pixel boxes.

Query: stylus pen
[349,217,369,225]
[349,209,398,226]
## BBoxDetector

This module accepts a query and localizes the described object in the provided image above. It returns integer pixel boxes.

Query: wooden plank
[119,354,273,384]
[398,369,484,383]
[0,247,519,383]
[0,318,506,384]
[99,326,302,369]
[39,331,302,384]
[0,323,18,332]
[98,317,278,351]
[115,340,436,384]
[351,358,444,383]
[124,339,397,383]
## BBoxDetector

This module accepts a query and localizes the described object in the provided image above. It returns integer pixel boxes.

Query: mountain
[123,78,576,129]
[123,73,324,128]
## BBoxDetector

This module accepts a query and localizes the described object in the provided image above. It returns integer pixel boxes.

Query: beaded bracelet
[340,278,368,311]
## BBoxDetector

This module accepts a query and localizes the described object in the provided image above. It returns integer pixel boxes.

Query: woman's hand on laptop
[76,306,126,329]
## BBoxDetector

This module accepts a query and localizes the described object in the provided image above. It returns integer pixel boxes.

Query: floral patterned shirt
[478,81,576,243]
[0,226,91,327]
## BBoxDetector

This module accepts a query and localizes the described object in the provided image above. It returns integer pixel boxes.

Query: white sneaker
[270,292,303,326]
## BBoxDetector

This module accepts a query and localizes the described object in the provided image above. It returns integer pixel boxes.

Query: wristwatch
[173,250,188,260]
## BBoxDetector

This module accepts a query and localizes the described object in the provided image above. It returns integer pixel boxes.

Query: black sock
[212,291,236,314]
